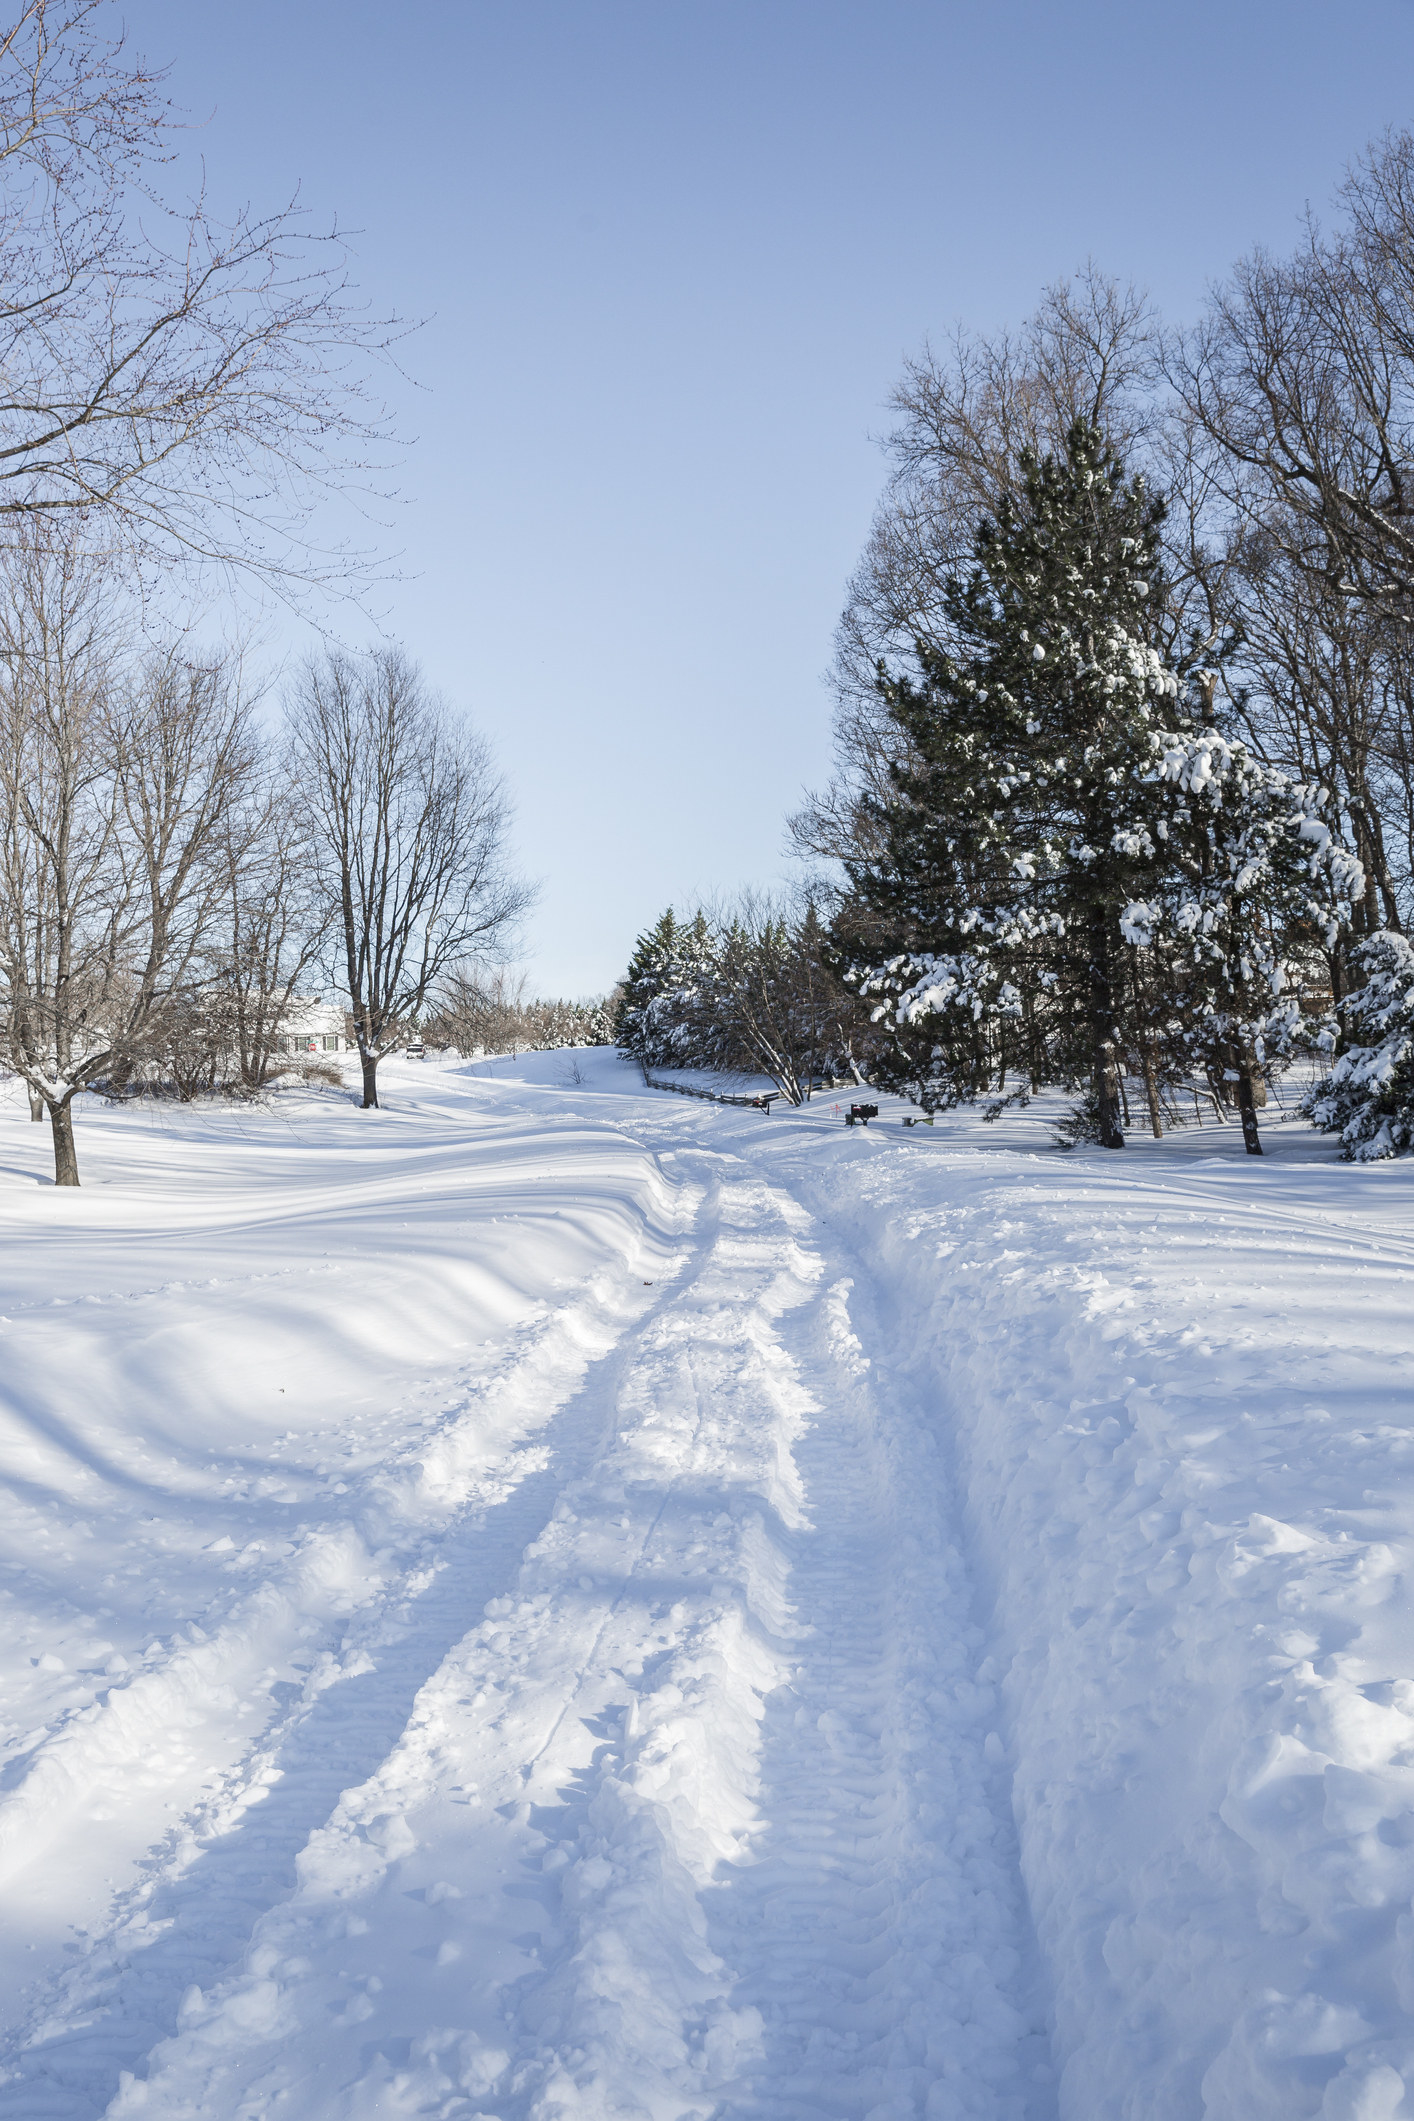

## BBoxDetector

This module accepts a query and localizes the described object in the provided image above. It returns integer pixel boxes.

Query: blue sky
[138,0,1414,995]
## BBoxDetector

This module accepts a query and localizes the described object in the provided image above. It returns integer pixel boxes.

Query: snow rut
[89,1161,811,2117]
[0,1233,686,2121]
[4,1121,1052,2120]
[706,1249,1052,2121]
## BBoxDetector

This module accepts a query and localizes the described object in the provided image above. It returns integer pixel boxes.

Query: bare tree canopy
[1169,132,1414,620]
[216,771,331,1090]
[0,529,260,1180]
[795,266,1159,866]
[287,644,532,1109]
[0,0,403,597]
[1155,128,1414,940]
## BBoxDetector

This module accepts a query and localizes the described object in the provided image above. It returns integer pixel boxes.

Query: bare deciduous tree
[1161,130,1414,961]
[0,534,258,1179]
[0,535,122,1178]
[1169,135,1414,623]
[287,645,531,1109]
[431,967,528,1056]
[216,775,329,1087]
[1229,522,1405,932]
[0,0,402,597]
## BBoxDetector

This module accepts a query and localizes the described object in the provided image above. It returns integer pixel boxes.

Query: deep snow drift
[0,1052,1411,2120]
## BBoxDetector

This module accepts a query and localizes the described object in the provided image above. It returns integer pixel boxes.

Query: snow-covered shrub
[1304,930,1414,1160]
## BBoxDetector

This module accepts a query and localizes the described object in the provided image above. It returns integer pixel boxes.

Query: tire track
[5,1077,1060,2120]
[0,1210,695,2121]
[702,1210,1055,2121]
[95,1158,815,2119]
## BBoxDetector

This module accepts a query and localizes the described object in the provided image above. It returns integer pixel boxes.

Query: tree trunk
[49,1100,80,1185]
[28,1088,44,1122]
[1088,907,1125,1149]
[1231,1048,1263,1156]
[1352,804,1401,936]
[1093,1043,1125,1147]
[1021,992,1042,1094]
[359,1049,379,1109]
[1142,1040,1164,1138]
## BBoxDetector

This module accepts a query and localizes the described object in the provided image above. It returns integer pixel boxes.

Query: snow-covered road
[2,1054,1413,2119]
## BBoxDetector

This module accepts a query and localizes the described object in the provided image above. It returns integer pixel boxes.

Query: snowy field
[0,1051,1411,2120]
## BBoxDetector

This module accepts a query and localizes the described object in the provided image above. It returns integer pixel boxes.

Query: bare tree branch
[0,0,407,602]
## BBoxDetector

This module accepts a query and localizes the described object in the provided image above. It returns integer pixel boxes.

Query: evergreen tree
[1303,929,1414,1159]
[614,908,719,1069]
[614,910,679,1061]
[1120,725,1363,1152]
[841,421,1180,1144]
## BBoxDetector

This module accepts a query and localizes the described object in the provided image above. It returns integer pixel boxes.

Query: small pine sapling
[1303,930,1414,1159]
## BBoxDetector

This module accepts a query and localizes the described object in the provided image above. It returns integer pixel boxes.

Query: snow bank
[0,1059,687,2083]
[803,1116,1414,2118]
[106,1159,804,2119]
[6,1051,1414,2120]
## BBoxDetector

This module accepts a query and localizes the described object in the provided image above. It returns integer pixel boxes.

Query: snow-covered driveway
[1,1053,1413,2120]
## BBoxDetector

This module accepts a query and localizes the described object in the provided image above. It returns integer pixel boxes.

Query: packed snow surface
[1,1051,1412,2119]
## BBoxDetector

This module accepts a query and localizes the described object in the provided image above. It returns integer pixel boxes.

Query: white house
[274,996,356,1057]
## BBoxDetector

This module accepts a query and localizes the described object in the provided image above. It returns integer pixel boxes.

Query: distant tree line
[615,900,870,1107]
[427,972,613,1057]
[624,132,1414,1158]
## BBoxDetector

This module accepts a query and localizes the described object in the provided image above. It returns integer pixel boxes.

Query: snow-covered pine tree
[1300,929,1414,1158]
[579,998,616,1046]
[842,420,1179,1144]
[1120,724,1364,1153]
[614,908,719,1070]
[615,910,679,1065]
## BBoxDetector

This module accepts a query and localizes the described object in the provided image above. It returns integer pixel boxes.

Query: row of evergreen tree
[616,902,850,1107]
